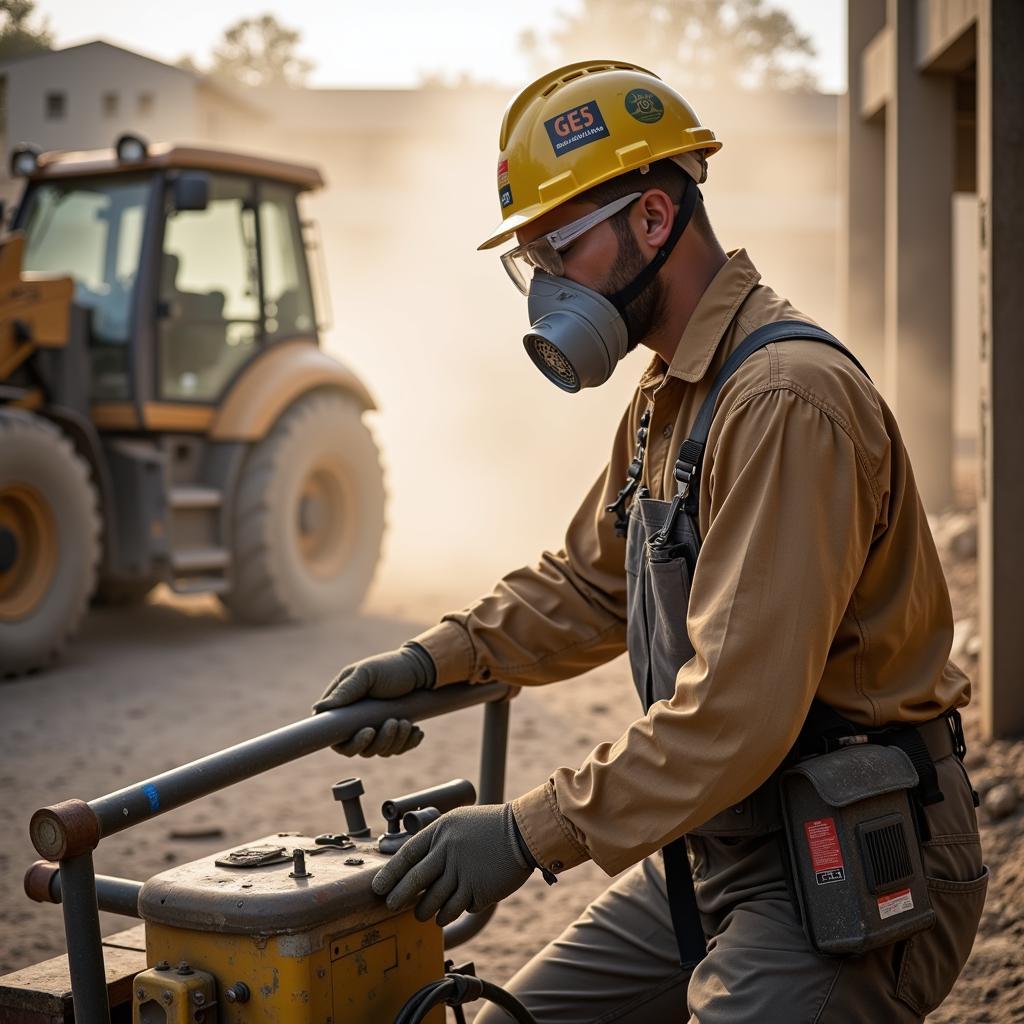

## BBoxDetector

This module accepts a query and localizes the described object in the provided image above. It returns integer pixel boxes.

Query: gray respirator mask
[524,175,699,393]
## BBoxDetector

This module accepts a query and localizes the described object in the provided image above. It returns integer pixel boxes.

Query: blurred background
[0,0,860,606]
[2,3,1022,1022]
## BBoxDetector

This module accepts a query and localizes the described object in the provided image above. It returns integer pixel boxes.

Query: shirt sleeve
[413,397,642,688]
[512,385,882,877]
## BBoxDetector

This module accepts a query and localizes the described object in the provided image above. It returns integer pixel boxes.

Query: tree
[0,0,53,62]
[521,0,817,94]
[209,14,313,88]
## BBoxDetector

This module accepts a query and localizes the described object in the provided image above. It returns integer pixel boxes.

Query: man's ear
[637,190,675,249]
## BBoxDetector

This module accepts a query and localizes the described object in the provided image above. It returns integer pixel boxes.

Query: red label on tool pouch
[804,818,846,885]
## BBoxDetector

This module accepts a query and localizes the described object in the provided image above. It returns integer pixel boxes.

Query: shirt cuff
[511,781,590,877]
[410,621,475,687]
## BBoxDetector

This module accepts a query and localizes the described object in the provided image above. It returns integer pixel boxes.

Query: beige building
[0,41,262,203]
[844,0,1024,739]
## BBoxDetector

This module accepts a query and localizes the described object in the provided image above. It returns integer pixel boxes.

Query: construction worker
[314,62,986,1022]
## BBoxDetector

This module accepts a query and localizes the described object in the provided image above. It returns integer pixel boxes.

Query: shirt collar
[638,248,762,391]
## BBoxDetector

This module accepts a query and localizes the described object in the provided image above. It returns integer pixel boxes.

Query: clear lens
[501,240,564,295]
[500,248,532,295]
[498,192,642,295]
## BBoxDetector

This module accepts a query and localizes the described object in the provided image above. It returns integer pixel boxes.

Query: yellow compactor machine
[7,685,535,1024]
[0,136,385,674]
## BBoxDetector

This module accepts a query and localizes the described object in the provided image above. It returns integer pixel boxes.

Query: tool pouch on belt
[780,743,935,956]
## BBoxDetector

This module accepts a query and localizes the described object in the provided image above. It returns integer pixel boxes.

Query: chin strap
[607,175,700,314]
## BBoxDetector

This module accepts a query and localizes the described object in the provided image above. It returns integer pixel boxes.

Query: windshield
[19,177,151,398]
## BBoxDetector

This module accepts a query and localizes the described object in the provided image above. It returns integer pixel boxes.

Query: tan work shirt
[415,249,970,879]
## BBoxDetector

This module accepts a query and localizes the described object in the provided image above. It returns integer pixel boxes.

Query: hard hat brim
[478,137,722,251]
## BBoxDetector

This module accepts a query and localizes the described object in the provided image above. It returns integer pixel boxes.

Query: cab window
[259,182,316,341]
[158,174,260,400]
[19,177,151,400]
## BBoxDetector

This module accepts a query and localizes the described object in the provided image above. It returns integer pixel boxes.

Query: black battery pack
[780,743,935,956]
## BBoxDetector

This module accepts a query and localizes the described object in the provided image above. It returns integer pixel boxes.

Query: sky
[34,0,847,94]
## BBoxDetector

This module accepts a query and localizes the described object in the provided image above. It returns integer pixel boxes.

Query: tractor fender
[210,339,377,442]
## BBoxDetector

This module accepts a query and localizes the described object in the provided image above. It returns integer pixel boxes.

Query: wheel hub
[0,483,58,621]
[0,526,16,574]
[296,461,353,580]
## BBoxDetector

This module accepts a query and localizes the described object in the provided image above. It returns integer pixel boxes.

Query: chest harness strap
[609,321,872,971]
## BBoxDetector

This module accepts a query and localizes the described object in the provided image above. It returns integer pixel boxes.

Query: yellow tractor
[0,135,386,675]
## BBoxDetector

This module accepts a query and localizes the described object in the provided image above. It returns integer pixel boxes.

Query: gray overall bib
[620,321,871,968]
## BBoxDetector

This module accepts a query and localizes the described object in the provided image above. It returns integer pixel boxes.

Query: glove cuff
[401,641,438,690]
[504,803,536,873]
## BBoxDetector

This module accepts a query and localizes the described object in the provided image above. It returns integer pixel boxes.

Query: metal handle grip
[31,682,511,858]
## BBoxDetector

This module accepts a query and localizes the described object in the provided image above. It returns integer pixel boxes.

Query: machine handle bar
[30,682,511,860]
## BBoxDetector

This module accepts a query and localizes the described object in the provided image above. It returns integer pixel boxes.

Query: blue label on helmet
[544,100,610,157]
[499,185,513,208]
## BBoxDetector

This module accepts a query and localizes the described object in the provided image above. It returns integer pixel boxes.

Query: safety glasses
[499,192,643,295]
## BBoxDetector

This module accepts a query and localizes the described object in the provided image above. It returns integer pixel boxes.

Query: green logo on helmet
[625,89,664,124]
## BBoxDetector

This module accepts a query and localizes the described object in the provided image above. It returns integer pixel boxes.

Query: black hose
[395,973,538,1024]
[476,979,538,1023]
[394,979,451,1024]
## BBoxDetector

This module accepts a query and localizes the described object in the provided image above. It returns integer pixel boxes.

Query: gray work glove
[312,643,435,757]
[371,803,534,926]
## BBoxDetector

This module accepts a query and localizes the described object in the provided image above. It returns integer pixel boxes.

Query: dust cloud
[216,79,844,616]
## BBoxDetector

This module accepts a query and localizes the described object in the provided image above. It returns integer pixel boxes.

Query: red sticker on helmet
[497,159,512,207]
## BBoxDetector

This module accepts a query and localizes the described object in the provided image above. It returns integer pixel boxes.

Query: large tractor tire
[221,391,385,625]
[0,411,100,675]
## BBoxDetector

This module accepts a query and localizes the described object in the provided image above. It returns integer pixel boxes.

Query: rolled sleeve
[411,621,475,687]
[512,781,590,876]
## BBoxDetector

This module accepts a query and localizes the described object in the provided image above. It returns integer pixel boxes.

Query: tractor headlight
[115,133,148,163]
[10,144,40,178]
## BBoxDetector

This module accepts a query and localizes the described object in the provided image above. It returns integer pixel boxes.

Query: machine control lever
[381,778,476,822]
[332,777,372,839]
[379,779,476,854]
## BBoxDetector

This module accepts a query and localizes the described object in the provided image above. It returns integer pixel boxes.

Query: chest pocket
[625,496,700,710]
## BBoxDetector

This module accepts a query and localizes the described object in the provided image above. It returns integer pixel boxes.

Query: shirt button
[662,424,673,439]
[550,860,564,872]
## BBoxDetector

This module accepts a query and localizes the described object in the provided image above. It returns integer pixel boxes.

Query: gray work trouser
[477,755,987,1024]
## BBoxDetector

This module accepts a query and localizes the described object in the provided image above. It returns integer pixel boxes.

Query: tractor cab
[11,135,321,410]
[0,137,385,675]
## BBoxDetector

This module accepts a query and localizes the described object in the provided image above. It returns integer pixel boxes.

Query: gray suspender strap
[658,320,870,970]
[673,320,870,518]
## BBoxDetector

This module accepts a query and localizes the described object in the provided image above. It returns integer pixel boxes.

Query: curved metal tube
[27,684,514,1024]
[25,860,142,918]
[444,697,511,950]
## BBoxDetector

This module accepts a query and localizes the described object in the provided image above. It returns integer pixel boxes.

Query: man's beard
[601,221,669,353]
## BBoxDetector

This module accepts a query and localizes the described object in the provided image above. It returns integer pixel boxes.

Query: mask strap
[608,175,700,312]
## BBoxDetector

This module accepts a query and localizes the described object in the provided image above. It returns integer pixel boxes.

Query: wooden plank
[0,924,146,1024]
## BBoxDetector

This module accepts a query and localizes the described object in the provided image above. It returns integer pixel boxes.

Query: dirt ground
[0,509,1021,1022]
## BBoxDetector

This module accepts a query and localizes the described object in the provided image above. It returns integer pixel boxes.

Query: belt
[888,713,956,761]
[664,708,966,970]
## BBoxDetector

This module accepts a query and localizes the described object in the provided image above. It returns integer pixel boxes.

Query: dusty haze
[271,83,847,616]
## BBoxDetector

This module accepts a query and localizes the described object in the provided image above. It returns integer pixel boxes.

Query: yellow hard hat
[479,60,721,251]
